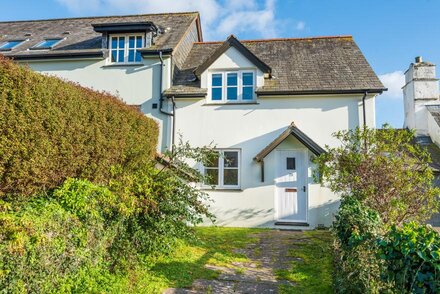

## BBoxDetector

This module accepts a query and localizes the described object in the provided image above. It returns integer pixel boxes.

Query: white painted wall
[403,60,440,134]
[21,56,173,151]
[175,94,375,228]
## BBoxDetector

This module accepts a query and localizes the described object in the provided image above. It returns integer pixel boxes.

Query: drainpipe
[362,91,368,128]
[158,50,175,151]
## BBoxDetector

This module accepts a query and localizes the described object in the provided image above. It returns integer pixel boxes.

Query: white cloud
[295,21,305,31]
[54,0,302,40]
[379,71,405,99]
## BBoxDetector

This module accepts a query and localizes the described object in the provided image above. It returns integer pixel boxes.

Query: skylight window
[0,40,24,51]
[32,38,63,50]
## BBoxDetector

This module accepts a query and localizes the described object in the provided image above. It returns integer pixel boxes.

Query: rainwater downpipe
[362,91,368,128]
[158,50,176,151]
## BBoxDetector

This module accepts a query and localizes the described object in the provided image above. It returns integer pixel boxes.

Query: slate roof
[165,36,386,97]
[0,12,200,59]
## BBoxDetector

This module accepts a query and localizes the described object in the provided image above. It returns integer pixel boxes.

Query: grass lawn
[106,227,333,293]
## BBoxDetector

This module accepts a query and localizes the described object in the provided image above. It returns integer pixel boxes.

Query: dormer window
[0,40,24,51]
[109,34,144,64]
[209,70,255,103]
[31,38,63,50]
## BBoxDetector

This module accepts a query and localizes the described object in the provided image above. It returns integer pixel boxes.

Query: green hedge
[0,56,158,197]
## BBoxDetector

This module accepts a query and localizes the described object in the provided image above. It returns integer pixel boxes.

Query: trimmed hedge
[0,56,158,197]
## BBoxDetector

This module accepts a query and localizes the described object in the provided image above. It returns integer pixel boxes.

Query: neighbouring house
[402,56,440,227]
[0,12,386,229]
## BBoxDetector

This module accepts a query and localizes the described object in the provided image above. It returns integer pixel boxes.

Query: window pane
[129,36,135,48]
[135,51,142,62]
[212,74,222,87]
[227,87,237,100]
[243,87,254,100]
[286,157,296,170]
[136,36,143,48]
[212,88,222,100]
[118,37,125,48]
[224,169,238,186]
[224,151,238,168]
[0,40,22,49]
[111,37,118,48]
[128,49,135,62]
[118,50,124,62]
[205,169,219,185]
[204,152,219,168]
[227,73,237,86]
[111,50,117,62]
[243,72,253,86]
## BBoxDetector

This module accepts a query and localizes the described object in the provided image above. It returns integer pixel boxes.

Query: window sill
[103,63,144,68]
[203,102,259,106]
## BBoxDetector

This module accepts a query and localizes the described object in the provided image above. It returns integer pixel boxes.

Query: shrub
[0,180,118,293]
[378,222,440,293]
[332,197,386,293]
[0,56,158,198]
[314,125,440,226]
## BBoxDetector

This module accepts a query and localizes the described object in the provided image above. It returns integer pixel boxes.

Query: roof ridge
[0,11,199,24]
[194,35,353,45]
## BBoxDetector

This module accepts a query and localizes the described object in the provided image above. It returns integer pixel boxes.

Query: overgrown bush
[378,222,440,293]
[0,56,158,197]
[332,197,386,293]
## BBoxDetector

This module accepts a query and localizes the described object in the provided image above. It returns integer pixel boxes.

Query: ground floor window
[203,149,240,189]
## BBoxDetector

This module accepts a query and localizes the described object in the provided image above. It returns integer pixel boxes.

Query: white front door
[275,150,308,222]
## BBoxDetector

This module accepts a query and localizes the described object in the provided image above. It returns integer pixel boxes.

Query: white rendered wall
[21,57,173,151]
[175,94,375,228]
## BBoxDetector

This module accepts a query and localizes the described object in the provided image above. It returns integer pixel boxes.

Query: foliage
[378,222,440,293]
[277,230,334,294]
[0,181,118,293]
[314,125,440,226]
[332,197,386,293]
[0,56,158,198]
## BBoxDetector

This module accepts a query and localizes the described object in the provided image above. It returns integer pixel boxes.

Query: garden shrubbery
[316,126,440,293]
[0,57,214,292]
[0,55,158,197]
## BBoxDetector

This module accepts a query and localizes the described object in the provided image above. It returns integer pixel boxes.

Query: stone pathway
[164,230,308,294]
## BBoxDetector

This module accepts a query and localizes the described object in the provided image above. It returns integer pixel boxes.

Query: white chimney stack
[403,57,439,135]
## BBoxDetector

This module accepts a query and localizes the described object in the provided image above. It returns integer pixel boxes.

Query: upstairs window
[209,71,255,103]
[31,38,63,49]
[109,34,144,64]
[203,149,241,189]
[0,40,24,51]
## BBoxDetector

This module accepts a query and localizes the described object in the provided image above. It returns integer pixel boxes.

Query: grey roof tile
[0,12,199,58]
[166,36,385,96]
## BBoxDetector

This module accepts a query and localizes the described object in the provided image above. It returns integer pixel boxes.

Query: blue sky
[2,0,440,128]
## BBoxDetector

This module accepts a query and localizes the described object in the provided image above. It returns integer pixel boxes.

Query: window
[203,150,240,188]
[32,39,63,49]
[109,34,144,64]
[209,71,255,103]
[0,40,24,50]
[286,157,296,170]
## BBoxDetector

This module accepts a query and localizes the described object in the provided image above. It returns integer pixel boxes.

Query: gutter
[10,51,104,61]
[256,88,387,96]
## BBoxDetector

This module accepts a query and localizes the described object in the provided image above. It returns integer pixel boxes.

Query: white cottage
[0,12,386,228]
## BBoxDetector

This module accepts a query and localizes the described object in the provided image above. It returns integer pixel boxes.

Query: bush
[332,197,386,293]
[0,56,158,198]
[378,222,440,293]
[0,180,119,292]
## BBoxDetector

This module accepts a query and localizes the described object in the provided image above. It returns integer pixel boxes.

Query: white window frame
[0,40,25,50]
[31,38,64,50]
[203,149,241,189]
[208,70,256,103]
[108,34,144,64]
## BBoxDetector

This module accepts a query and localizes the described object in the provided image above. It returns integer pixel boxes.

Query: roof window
[0,40,24,51]
[31,38,63,50]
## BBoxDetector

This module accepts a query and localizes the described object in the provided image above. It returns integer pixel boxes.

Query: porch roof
[254,122,326,162]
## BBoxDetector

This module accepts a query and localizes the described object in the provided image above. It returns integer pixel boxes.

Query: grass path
[110,228,333,293]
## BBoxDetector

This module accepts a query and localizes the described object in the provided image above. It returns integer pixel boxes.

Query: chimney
[403,56,440,135]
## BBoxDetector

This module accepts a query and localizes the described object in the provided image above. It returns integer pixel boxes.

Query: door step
[275,221,309,227]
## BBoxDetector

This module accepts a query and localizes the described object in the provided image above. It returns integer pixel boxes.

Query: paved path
[164,230,308,294]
